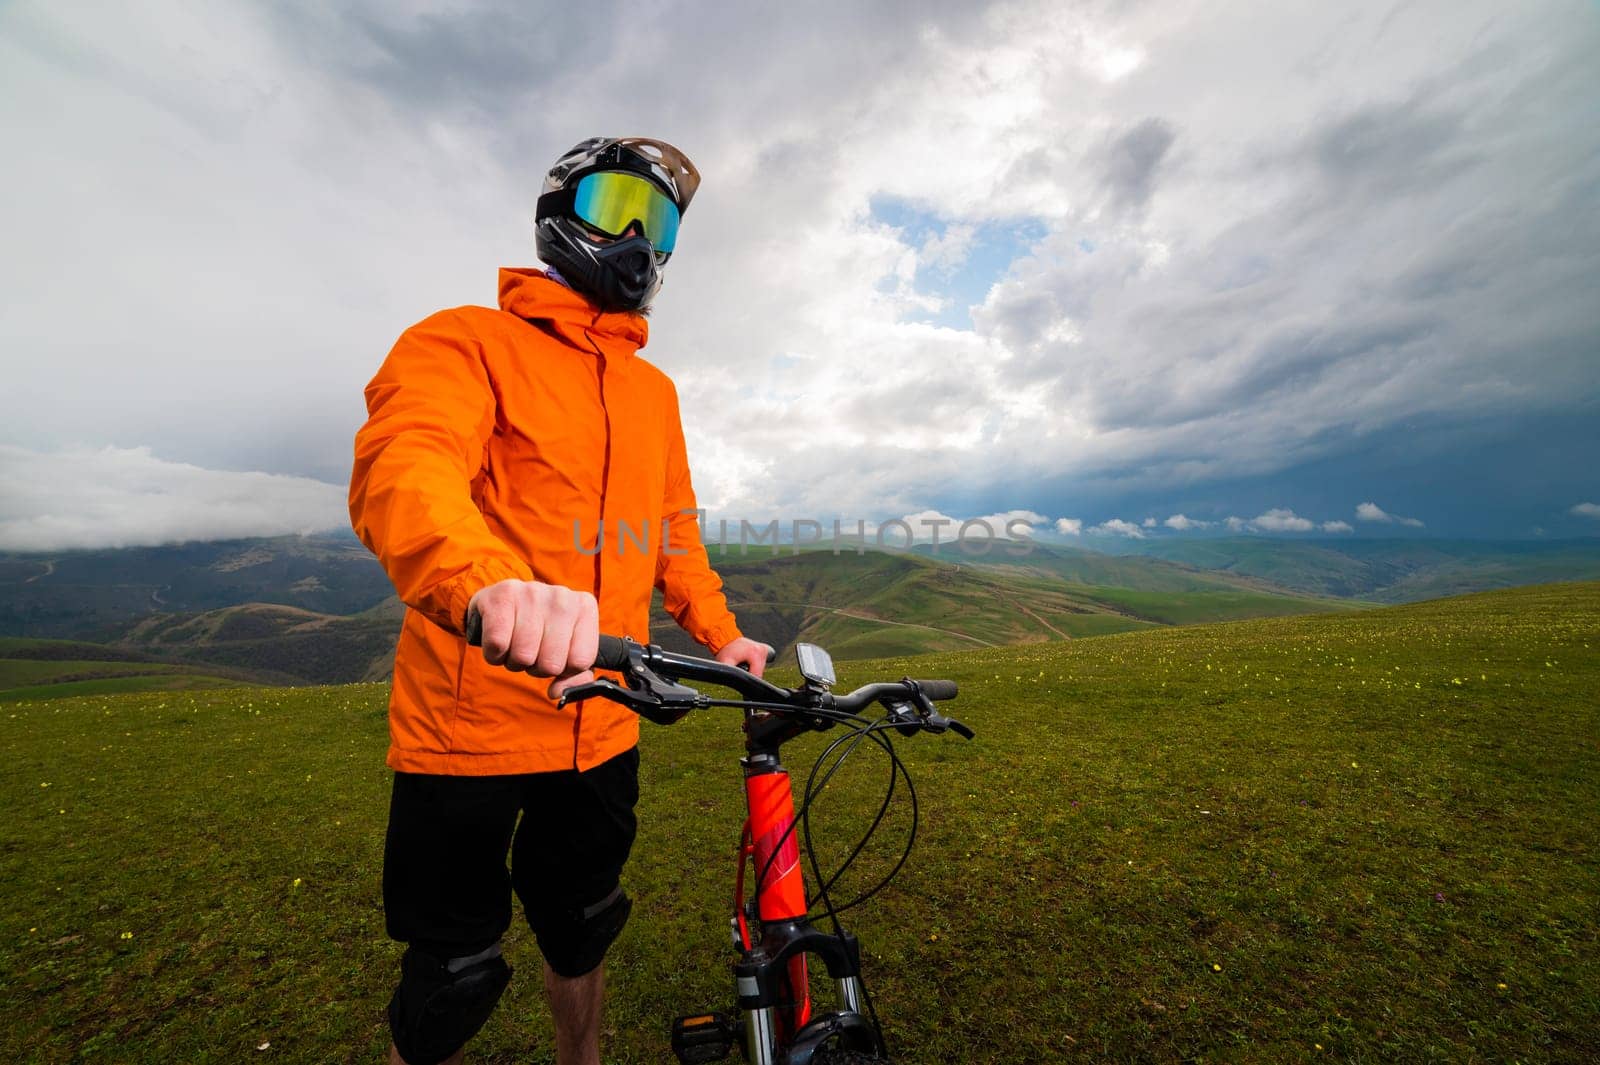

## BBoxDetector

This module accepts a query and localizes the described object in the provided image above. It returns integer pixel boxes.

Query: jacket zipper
[577,340,614,766]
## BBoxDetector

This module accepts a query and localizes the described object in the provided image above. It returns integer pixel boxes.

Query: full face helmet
[535,136,701,313]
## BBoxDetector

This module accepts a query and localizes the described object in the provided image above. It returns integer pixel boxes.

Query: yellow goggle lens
[572,171,680,253]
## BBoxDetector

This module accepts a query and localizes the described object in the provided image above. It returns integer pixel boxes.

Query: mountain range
[3,533,1597,692]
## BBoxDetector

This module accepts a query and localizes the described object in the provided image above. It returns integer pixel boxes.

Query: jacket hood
[497,267,649,357]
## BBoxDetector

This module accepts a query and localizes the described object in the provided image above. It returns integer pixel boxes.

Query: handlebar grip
[594,634,631,671]
[915,679,959,701]
[466,610,628,672]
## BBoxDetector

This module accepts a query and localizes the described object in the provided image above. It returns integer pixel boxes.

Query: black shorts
[382,747,640,961]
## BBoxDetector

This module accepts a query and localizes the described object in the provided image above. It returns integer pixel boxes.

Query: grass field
[1072,585,1367,627]
[0,639,254,704]
[1,583,1596,1062]
[0,659,181,689]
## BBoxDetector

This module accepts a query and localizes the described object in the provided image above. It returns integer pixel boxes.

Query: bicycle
[554,633,972,1064]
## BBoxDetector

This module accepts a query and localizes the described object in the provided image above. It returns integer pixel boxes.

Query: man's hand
[467,580,599,700]
[714,636,775,678]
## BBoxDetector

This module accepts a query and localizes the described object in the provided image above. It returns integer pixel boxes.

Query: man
[350,136,770,1065]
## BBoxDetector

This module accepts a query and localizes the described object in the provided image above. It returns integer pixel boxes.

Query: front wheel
[786,1009,885,1064]
[810,1050,888,1065]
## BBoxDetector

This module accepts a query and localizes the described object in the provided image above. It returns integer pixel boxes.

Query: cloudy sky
[2,0,1597,551]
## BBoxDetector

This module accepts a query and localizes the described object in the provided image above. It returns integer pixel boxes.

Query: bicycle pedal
[671,1011,737,1062]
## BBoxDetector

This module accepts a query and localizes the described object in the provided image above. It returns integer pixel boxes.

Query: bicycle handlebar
[913,678,958,702]
[466,616,628,672]
[594,634,631,672]
[465,606,963,736]
[600,635,958,709]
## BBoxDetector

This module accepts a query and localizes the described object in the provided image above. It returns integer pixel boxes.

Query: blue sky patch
[869,196,1049,329]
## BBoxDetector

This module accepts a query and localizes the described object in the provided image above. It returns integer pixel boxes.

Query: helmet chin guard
[535,136,698,313]
[535,217,661,313]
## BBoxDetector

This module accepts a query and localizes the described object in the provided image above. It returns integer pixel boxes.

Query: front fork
[737,921,880,1064]
[736,755,881,1064]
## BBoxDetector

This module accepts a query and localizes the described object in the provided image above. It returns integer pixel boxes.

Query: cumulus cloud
[0,446,347,552]
[1357,502,1425,527]
[1222,505,1337,530]
[1249,508,1316,533]
[1355,502,1387,522]
[1164,514,1211,531]
[1090,518,1145,538]
[1,0,1594,539]
[1211,509,1351,534]
[1054,517,1083,536]
[887,508,1048,544]
[1572,502,1600,519]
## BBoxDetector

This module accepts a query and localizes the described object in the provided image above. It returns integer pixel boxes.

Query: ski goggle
[546,170,682,255]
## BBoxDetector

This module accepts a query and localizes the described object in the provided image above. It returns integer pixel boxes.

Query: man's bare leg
[388,1044,463,1065]
[544,961,604,1065]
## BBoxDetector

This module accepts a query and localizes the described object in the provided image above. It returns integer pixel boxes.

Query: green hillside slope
[648,548,1342,660]
[1,536,1348,645]
[1,598,403,701]
[1111,536,1600,601]
[924,539,1312,594]
[9,549,1351,689]
[0,535,392,639]
[115,601,401,685]
[0,637,281,703]
[2,583,1594,1061]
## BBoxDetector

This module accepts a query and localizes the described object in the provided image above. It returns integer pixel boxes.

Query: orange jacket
[350,268,743,774]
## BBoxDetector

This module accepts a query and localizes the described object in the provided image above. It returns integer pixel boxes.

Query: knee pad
[388,942,512,1065]
[535,885,633,979]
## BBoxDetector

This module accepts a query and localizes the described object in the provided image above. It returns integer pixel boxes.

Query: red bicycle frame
[737,760,814,1041]
[527,631,968,1063]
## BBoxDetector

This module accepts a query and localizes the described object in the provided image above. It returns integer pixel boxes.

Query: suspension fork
[739,750,812,1048]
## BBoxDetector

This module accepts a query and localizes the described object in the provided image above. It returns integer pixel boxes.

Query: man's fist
[467,580,599,699]
[715,636,775,678]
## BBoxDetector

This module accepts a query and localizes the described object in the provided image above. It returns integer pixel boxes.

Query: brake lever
[556,677,630,709]
[905,685,976,740]
[939,715,975,740]
[557,653,706,727]
[558,676,700,726]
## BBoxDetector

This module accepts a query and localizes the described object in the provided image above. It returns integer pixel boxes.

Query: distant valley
[3,532,1598,696]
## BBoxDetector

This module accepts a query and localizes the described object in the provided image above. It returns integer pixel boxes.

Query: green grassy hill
[0,535,393,639]
[0,598,404,701]
[114,600,403,685]
[0,637,274,703]
[5,538,1355,685]
[648,548,1347,660]
[1106,536,1600,602]
[2,583,1595,1061]
[1,546,1360,692]
[924,539,1320,595]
